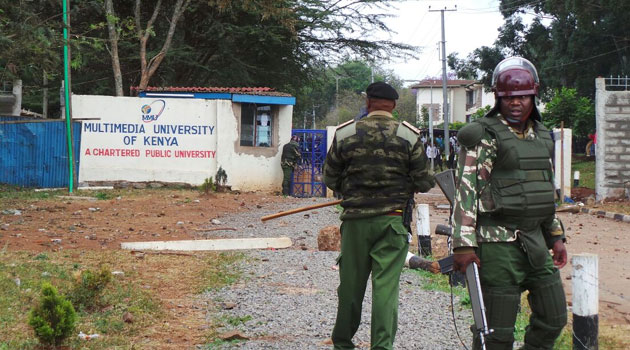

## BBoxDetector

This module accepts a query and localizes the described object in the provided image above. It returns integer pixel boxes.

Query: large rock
[318,225,341,251]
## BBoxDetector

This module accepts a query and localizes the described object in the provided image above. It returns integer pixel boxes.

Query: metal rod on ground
[416,204,431,257]
[261,199,342,222]
[572,253,598,350]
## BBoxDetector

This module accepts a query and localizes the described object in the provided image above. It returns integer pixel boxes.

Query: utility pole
[429,83,434,171]
[430,5,456,165]
[334,75,340,125]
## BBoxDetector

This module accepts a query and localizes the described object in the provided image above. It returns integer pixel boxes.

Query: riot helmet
[491,57,539,97]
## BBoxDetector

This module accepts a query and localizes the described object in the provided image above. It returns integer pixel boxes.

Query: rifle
[434,169,493,350]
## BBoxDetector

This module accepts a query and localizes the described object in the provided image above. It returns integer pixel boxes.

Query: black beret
[366,81,399,100]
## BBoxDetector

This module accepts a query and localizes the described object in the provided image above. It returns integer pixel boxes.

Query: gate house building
[72,87,298,192]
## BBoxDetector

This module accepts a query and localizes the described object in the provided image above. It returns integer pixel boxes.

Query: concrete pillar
[572,253,598,349]
[416,204,431,256]
[595,77,606,201]
[11,79,22,116]
[553,128,572,201]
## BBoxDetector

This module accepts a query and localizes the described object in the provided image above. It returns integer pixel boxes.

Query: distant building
[0,80,22,116]
[410,79,494,125]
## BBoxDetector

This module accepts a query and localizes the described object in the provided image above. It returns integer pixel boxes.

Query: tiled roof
[130,86,292,97]
[410,79,478,88]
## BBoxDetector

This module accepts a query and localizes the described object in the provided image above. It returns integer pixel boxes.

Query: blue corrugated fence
[0,118,81,188]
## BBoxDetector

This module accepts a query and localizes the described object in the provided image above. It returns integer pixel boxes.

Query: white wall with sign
[73,95,294,192]
[74,95,217,185]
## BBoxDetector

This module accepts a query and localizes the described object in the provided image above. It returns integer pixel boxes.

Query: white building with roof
[72,87,296,192]
[410,79,494,125]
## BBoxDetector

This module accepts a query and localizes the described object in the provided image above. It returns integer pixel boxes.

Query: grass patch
[572,156,595,189]
[409,268,469,305]
[0,184,66,206]
[198,252,244,293]
[0,250,166,349]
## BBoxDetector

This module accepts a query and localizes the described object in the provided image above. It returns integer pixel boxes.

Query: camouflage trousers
[332,215,408,350]
[473,242,567,350]
[281,165,293,195]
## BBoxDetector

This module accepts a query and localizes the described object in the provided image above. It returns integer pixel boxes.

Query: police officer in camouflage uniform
[452,57,568,350]
[323,82,435,350]
[280,135,301,196]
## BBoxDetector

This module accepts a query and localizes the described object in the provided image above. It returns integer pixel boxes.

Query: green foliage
[94,192,110,200]
[199,177,216,194]
[28,282,77,347]
[542,87,595,138]
[420,106,429,129]
[69,267,112,312]
[471,105,493,121]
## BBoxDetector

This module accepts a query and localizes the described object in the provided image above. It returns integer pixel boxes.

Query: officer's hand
[552,240,568,269]
[453,253,480,274]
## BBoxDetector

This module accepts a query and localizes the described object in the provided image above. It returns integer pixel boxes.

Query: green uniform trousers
[474,242,567,350]
[332,215,409,350]
[281,165,293,195]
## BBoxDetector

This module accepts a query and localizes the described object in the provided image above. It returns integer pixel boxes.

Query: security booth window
[240,103,273,147]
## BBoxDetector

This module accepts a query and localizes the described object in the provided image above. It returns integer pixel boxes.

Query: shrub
[199,177,216,193]
[69,266,112,312]
[28,282,77,347]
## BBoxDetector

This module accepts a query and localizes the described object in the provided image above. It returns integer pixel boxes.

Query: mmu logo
[141,99,166,123]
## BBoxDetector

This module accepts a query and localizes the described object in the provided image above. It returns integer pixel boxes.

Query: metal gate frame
[290,129,327,197]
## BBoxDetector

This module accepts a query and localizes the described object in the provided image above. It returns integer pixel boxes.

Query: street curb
[580,207,630,223]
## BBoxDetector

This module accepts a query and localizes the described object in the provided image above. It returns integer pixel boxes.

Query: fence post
[416,204,431,257]
[572,253,598,350]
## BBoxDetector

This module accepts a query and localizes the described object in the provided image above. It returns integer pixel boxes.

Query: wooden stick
[261,199,342,222]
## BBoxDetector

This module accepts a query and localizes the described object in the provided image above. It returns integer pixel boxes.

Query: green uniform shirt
[281,140,301,168]
[323,111,435,220]
[452,116,565,251]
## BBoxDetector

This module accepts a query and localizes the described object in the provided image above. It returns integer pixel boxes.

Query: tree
[451,0,630,99]
[134,0,190,91]
[394,88,417,124]
[542,87,594,138]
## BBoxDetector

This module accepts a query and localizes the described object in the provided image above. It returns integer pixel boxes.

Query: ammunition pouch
[517,230,550,269]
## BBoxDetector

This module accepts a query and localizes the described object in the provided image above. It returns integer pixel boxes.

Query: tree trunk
[104,0,124,96]
[136,0,190,91]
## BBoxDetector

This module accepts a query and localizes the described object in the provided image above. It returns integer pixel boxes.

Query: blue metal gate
[291,129,327,197]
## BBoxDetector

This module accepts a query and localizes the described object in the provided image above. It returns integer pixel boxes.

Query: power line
[541,45,630,71]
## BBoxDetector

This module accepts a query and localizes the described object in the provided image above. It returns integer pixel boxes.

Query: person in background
[324,81,434,350]
[280,135,301,196]
[452,57,567,350]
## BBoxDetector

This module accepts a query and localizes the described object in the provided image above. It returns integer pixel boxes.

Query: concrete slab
[120,237,293,251]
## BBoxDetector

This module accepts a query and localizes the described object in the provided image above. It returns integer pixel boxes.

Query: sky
[378,0,506,84]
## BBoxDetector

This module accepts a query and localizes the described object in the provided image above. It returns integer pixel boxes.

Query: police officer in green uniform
[452,57,568,350]
[280,135,301,196]
[323,82,434,350]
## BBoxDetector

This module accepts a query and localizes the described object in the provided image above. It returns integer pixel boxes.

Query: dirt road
[1,187,629,345]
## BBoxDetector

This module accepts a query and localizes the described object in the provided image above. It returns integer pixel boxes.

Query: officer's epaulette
[335,119,356,141]
[336,119,355,129]
[401,121,420,135]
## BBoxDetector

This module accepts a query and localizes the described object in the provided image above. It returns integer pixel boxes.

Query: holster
[516,229,548,269]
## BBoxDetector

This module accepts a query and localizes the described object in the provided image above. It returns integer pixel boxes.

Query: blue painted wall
[0,119,81,188]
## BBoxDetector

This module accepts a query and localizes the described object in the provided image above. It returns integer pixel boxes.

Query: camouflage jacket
[323,111,435,220]
[281,141,301,168]
[452,116,565,251]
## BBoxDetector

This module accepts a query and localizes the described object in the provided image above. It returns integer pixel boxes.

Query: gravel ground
[202,196,473,349]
